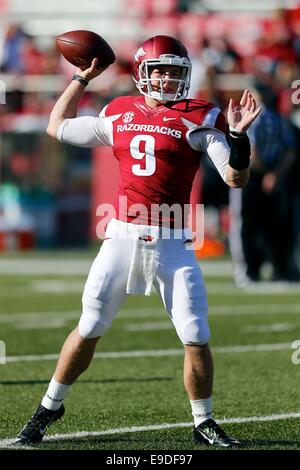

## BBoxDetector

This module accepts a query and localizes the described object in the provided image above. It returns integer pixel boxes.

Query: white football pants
[79,219,209,345]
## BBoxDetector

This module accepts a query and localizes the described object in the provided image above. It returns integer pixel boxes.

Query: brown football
[56,30,116,69]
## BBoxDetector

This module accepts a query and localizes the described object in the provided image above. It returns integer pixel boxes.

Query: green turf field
[1,251,300,450]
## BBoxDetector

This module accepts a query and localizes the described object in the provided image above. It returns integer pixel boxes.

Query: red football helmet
[133,35,192,102]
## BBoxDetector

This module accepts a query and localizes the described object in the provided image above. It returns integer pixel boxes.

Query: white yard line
[32,280,84,293]
[1,303,300,323]
[1,303,299,330]
[4,342,294,363]
[242,323,294,333]
[0,258,299,296]
[0,259,92,276]
[125,321,296,333]
[1,281,299,296]
[0,259,233,276]
[0,311,81,322]
[0,411,300,448]
[206,283,300,295]
[209,303,300,316]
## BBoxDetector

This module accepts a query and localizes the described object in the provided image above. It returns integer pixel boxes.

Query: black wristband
[228,133,251,170]
[72,74,88,87]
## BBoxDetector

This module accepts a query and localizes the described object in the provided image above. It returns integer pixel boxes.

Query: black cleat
[194,418,241,448]
[13,404,65,446]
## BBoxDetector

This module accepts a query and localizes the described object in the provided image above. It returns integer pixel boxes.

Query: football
[56,30,116,70]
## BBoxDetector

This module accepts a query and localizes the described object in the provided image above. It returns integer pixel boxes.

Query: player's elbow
[226,178,248,188]
[46,122,57,138]
[225,166,249,188]
[47,119,62,139]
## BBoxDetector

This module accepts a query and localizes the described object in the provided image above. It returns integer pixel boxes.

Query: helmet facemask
[135,54,192,102]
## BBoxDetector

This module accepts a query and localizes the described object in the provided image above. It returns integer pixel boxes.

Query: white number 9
[130,135,156,176]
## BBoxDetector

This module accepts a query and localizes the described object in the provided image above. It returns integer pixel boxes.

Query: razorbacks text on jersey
[58,95,228,227]
[102,96,227,225]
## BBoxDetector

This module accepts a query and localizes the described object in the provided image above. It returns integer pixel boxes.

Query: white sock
[41,377,70,411]
[190,397,213,427]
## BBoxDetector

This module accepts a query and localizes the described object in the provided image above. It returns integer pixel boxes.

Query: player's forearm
[47,81,86,138]
[225,132,251,188]
[225,165,250,187]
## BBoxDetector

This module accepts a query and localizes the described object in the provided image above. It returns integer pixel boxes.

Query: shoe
[13,404,65,445]
[194,418,241,448]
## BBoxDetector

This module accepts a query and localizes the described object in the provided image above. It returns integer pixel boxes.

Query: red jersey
[102,96,226,226]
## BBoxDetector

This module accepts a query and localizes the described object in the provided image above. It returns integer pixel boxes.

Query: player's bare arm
[47,58,106,138]
[225,89,262,188]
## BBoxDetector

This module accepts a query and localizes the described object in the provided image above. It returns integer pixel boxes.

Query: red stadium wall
[91,147,119,241]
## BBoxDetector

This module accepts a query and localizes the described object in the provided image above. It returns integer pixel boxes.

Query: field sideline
[0,251,300,451]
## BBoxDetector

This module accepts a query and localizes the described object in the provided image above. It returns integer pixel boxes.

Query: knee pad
[78,306,111,339]
[180,317,210,345]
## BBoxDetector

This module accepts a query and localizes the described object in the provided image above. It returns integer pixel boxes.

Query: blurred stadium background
[0,0,299,256]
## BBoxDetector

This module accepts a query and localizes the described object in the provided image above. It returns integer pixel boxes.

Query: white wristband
[229,126,246,134]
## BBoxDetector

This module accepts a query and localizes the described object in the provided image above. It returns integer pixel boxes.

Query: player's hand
[227,89,261,132]
[75,58,108,81]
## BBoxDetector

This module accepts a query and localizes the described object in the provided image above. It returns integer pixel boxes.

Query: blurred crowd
[1,7,300,126]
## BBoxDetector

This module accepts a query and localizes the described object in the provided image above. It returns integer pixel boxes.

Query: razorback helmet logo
[134,47,146,63]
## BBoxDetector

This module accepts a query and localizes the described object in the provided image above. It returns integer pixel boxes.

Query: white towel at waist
[126,236,157,296]
[104,218,189,296]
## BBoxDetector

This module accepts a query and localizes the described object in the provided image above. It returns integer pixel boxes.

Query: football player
[14,35,261,447]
